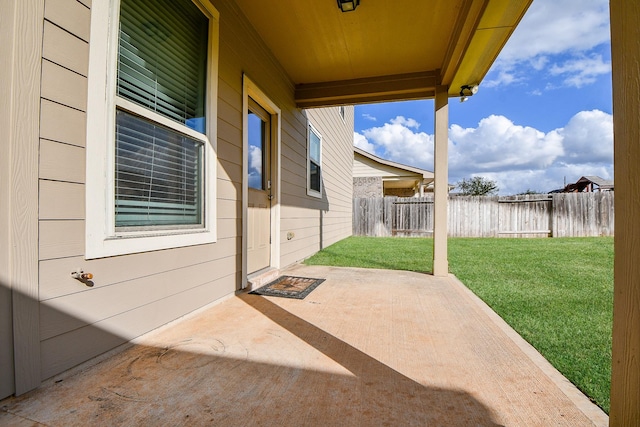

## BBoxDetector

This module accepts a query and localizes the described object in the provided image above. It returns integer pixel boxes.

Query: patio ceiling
[234,0,532,107]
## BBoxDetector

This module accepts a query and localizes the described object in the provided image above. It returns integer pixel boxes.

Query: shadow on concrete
[1,287,503,426]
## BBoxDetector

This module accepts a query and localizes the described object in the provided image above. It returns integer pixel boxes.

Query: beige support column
[432,86,449,276]
[610,0,640,424]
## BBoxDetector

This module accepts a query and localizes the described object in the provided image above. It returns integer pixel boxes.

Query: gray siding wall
[279,107,354,267]
[36,0,352,381]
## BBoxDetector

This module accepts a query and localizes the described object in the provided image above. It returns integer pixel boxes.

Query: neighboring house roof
[353,147,435,196]
[551,175,614,193]
[576,176,614,189]
[353,147,433,181]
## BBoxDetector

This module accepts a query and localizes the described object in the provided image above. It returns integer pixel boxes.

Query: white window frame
[307,123,323,198]
[85,0,219,259]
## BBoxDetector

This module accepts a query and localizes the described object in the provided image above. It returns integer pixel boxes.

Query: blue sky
[353,0,613,195]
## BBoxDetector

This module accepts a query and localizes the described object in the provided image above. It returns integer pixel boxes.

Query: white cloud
[483,69,521,88]
[482,162,613,195]
[362,113,377,121]
[498,0,610,63]
[448,115,564,176]
[556,110,613,163]
[529,56,549,71]
[549,54,611,87]
[353,131,376,153]
[390,116,420,129]
[361,116,434,170]
[248,145,262,188]
[486,0,611,89]
[249,145,262,174]
[354,110,613,194]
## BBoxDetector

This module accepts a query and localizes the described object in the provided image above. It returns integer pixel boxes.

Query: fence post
[550,194,556,237]
[353,193,613,238]
[383,197,395,236]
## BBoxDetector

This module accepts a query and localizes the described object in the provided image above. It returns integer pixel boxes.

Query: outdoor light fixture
[337,0,360,12]
[459,84,479,102]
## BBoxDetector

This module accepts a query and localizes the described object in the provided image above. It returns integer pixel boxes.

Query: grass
[305,236,614,413]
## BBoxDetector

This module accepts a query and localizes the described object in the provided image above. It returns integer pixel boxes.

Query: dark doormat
[250,276,325,299]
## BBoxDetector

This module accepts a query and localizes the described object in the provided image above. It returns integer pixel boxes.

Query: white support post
[432,86,449,276]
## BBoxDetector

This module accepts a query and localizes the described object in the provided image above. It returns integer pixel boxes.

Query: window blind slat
[115,109,202,228]
[118,43,203,102]
[115,0,207,229]
[117,0,208,130]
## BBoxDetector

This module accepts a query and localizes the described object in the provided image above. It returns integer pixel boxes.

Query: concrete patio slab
[0,265,608,426]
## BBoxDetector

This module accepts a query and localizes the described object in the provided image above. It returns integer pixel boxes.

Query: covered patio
[1,265,607,426]
[3,0,639,423]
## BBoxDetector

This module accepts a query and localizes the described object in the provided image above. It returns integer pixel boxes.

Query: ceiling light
[337,0,360,12]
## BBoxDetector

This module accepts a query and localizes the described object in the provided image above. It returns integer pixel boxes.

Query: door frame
[242,75,281,289]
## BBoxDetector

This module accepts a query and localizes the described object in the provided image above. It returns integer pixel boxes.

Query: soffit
[355,148,433,179]
[383,179,421,189]
[233,0,532,107]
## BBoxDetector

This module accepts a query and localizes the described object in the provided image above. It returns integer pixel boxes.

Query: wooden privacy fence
[353,193,614,238]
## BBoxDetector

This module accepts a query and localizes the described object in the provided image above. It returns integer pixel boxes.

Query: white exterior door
[247,98,271,274]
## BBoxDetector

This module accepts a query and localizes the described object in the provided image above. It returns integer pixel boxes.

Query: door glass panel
[247,111,265,190]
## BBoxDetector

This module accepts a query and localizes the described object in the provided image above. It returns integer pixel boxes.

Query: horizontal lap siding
[40,255,237,341]
[40,272,237,379]
[37,0,319,380]
[280,107,353,266]
[218,6,354,267]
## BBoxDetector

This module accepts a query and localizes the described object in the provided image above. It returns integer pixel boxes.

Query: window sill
[307,189,323,199]
[86,228,216,259]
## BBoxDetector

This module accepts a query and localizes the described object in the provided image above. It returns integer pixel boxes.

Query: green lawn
[305,236,613,413]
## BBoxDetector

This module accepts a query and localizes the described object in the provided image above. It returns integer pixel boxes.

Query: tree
[456,176,498,196]
[516,189,542,195]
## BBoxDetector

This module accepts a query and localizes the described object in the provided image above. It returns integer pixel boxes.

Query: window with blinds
[115,0,208,229]
[115,110,202,227]
[308,125,322,195]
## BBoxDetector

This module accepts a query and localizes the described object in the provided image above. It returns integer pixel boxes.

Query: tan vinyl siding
[42,21,89,76]
[40,255,236,341]
[38,237,239,302]
[40,99,87,147]
[39,139,86,183]
[40,273,234,379]
[39,220,85,260]
[280,106,354,266]
[35,0,235,379]
[31,0,352,383]
[45,0,91,42]
[41,60,87,111]
[39,181,85,220]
